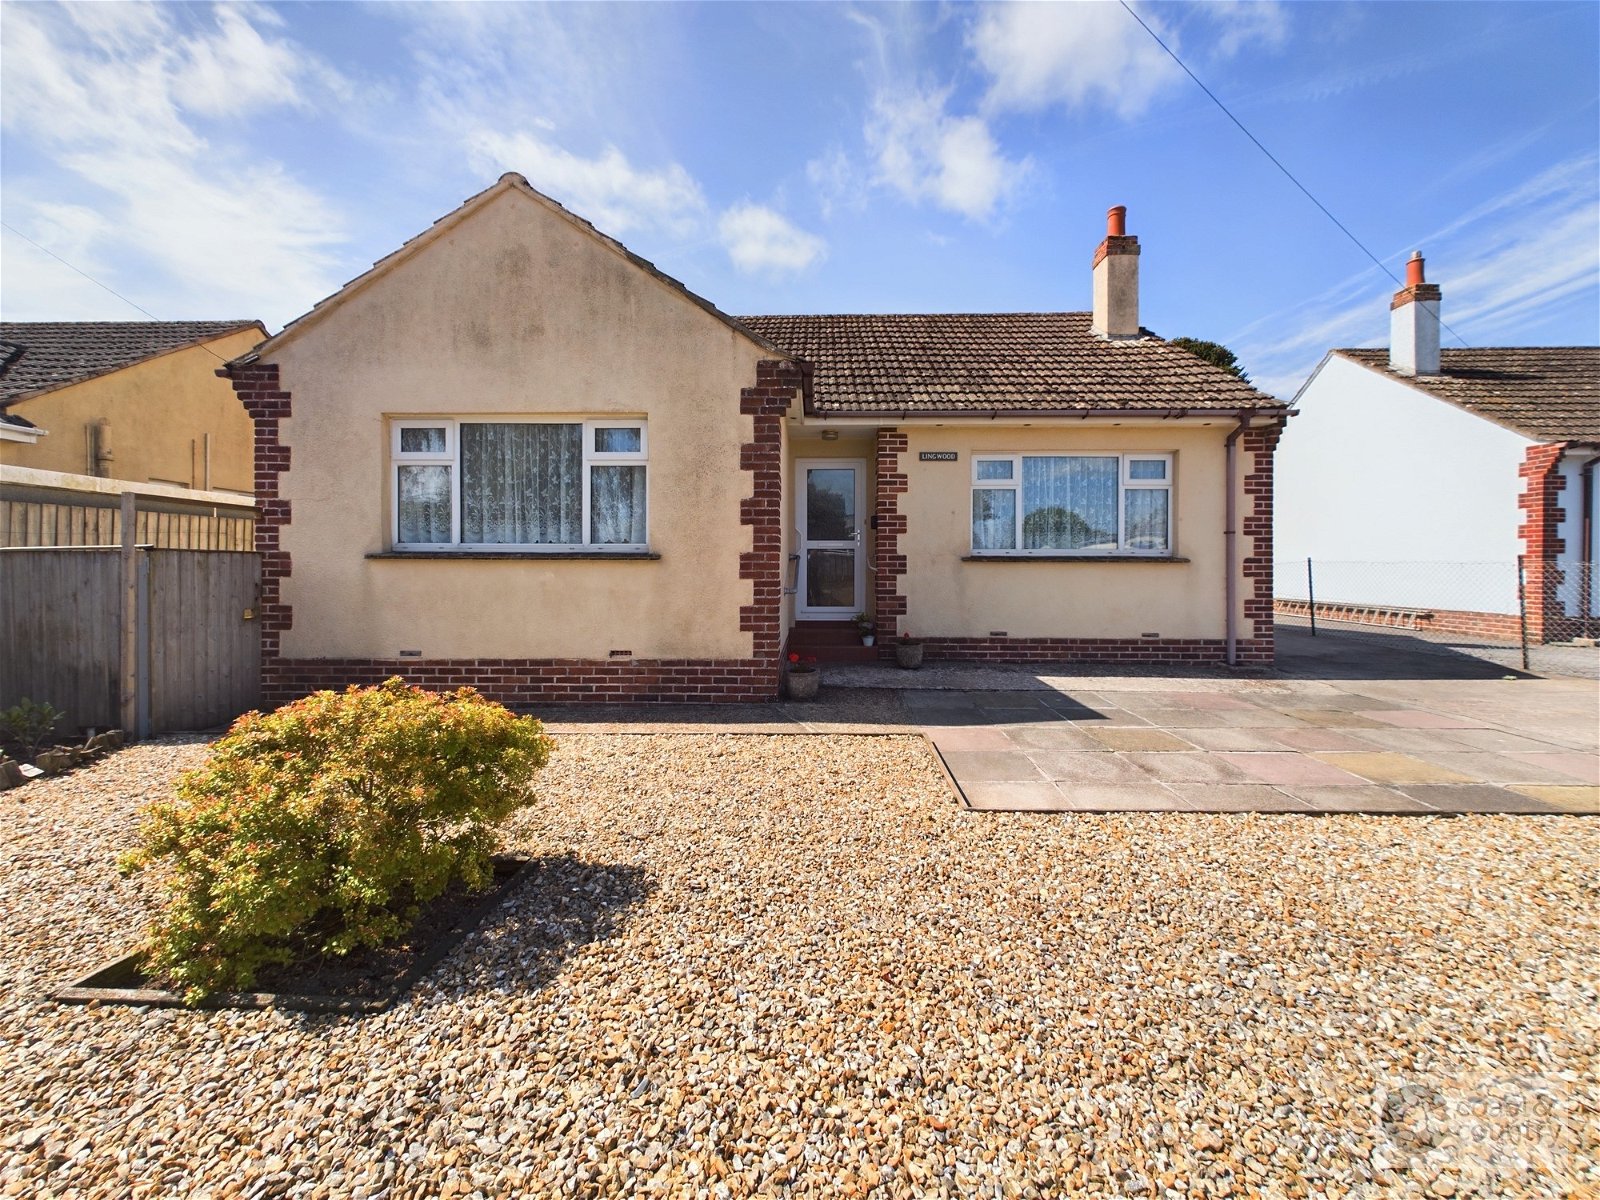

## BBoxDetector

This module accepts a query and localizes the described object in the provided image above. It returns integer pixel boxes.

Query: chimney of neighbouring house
[1389,251,1442,376]
[1091,205,1141,339]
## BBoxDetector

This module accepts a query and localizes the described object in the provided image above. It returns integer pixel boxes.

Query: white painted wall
[1555,451,1598,617]
[1276,354,1530,613]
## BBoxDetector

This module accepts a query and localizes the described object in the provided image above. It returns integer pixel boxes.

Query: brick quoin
[1518,441,1569,642]
[226,357,802,706]
[873,428,909,658]
[1238,422,1283,668]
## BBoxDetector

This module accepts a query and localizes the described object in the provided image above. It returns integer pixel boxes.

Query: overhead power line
[0,220,232,363]
[1119,1,1469,348]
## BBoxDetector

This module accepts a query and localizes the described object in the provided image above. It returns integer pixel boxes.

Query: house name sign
[918,451,958,462]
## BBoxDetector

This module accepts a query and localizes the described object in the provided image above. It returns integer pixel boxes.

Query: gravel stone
[1,733,1596,1198]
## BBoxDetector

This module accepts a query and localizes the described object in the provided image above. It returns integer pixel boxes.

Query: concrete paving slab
[1407,751,1594,785]
[1000,725,1104,751]
[1216,753,1370,786]
[1070,708,1155,727]
[1503,785,1599,813]
[938,750,1047,782]
[924,727,1018,752]
[1209,709,1314,729]
[1340,728,1478,756]
[1119,708,1234,728]
[1085,727,1195,752]
[1444,727,1582,753]
[1054,783,1189,811]
[959,781,1070,812]
[1124,752,1253,784]
[1309,752,1477,785]
[902,691,976,711]
[1368,710,1483,729]
[1273,786,1434,814]
[1165,728,1289,752]
[1502,752,1600,784]
[1280,709,1386,729]
[1027,751,1153,784]
[1162,784,1314,812]
[1397,784,1564,814]
[973,692,1058,711]
[1267,728,1376,752]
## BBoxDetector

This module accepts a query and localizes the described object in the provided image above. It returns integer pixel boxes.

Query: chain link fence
[1275,558,1599,679]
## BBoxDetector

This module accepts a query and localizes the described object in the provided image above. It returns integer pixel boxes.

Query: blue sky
[2,1,1596,398]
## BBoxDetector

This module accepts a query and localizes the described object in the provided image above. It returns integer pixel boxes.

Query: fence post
[119,492,138,737]
[1306,556,1317,637]
[1516,555,1530,672]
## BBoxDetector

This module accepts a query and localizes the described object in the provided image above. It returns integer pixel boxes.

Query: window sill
[962,554,1190,564]
[367,550,660,561]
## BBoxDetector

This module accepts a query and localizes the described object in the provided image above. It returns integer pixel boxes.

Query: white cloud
[0,3,347,325]
[866,89,1028,221]
[972,2,1182,119]
[465,130,707,240]
[806,146,864,220]
[717,204,826,275]
[971,2,1286,119]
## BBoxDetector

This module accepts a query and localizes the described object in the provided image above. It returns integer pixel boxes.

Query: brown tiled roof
[1337,347,1600,442]
[735,312,1283,415]
[0,321,263,404]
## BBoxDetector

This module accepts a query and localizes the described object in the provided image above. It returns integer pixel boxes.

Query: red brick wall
[873,428,908,657]
[227,357,799,706]
[1518,441,1569,642]
[919,637,1231,665]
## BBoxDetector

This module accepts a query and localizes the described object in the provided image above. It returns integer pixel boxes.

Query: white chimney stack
[1389,251,1441,376]
[1091,205,1141,339]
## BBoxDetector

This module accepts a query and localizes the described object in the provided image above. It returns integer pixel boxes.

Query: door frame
[795,458,868,620]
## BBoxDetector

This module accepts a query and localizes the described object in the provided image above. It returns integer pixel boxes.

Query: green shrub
[0,697,65,758]
[119,677,554,1002]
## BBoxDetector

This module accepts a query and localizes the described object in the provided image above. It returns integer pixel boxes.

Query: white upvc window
[971,452,1173,555]
[390,418,648,551]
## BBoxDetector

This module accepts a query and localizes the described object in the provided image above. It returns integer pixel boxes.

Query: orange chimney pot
[1406,251,1426,287]
[1107,205,1127,237]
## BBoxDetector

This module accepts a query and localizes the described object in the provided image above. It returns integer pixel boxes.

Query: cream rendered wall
[1277,355,1528,612]
[266,187,780,661]
[897,423,1232,640]
[0,329,261,492]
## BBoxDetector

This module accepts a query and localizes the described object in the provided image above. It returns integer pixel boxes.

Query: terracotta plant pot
[895,641,924,670]
[785,669,821,700]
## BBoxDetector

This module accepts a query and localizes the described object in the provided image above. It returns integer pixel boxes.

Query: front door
[796,460,866,619]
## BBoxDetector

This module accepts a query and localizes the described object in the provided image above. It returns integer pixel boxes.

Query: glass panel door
[797,461,864,618]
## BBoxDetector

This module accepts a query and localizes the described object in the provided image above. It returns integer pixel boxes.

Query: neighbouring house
[223,174,1287,705]
[1278,254,1600,644]
[0,321,266,494]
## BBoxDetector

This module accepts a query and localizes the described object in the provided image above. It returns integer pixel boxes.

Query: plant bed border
[54,855,532,1014]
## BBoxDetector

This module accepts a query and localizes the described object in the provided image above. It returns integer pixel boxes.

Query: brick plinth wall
[919,637,1230,665]
[873,428,908,658]
[1518,441,1569,642]
[226,357,800,706]
[1274,599,1525,644]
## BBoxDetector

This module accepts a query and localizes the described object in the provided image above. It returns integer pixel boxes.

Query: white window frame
[389,417,649,552]
[970,451,1173,557]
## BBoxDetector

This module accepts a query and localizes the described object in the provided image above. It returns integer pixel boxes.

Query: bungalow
[223,174,1287,705]
[1278,255,1600,644]
[0,321,265,493]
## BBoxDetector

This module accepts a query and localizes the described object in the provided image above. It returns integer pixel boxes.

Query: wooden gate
[0,547,260,734]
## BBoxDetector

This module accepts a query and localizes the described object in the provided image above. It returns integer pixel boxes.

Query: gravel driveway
[3,735,1596,1198]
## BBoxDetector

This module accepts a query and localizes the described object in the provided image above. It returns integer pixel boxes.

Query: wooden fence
[0,546,261,734]
[0,498,253,550]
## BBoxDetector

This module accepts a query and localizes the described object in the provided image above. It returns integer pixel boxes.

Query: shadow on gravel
[376,853,655,1017]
